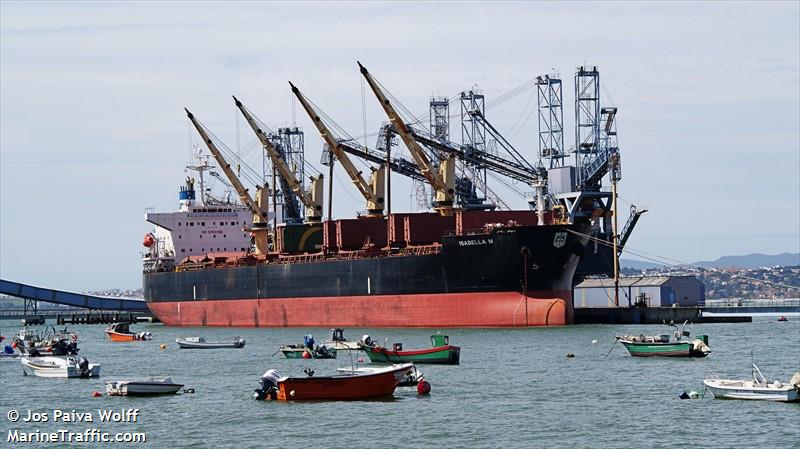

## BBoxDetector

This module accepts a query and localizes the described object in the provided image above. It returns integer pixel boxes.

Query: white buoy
[591,339,599,345]
[289,390,295,397]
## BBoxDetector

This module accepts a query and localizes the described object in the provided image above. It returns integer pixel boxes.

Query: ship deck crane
[358,62,456,215]
[290,82,385,217]
[185,108,271,254]
[233,96,324,222]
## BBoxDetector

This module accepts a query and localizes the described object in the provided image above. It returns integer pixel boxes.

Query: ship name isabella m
[143,63,637,327]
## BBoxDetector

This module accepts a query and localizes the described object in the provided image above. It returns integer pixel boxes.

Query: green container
[280,223,323,253]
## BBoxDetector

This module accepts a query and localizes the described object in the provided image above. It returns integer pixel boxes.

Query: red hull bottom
[147,291,572,327]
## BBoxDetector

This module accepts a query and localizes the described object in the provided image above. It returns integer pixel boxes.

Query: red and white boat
[105,322,152,342]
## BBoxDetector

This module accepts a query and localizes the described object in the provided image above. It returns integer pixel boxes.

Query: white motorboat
[703,364,800,403]
[106,377,184,396]
[321,328,362,351]
[175,336,245,349]
[21,356,101,378]
[336,364,424,386]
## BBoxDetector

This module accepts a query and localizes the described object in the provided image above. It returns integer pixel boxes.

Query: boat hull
[280,347,337,359]
[175,339,245,349]
[621,341,707,358]
[362,345,460,364]
[147,291,570,328]
[21,358,101,378]
[276,364,413,400]
[106,381,184,396]
[703,380,800,402]
[144,224,585,328]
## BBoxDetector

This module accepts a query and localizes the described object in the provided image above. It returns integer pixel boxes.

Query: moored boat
[254,363,415,401]
[703,364,800,402]
[21,356,101,378]
[322,328,361,351]
[106,377,184,396]
[360,334,460,365]
[616,322,709,358]
[105,322,152,342]
[12,327,79,356]
[280,334,337,359]
[279,344,336,359]
[176,336,245,349]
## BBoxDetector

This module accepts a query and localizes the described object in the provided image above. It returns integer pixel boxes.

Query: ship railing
[401,244,441,256]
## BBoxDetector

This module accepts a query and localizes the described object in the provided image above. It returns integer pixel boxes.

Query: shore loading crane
[233,96,324,222]
[290,82,385,217]
[185,108,271,255]
[358,62,456,216]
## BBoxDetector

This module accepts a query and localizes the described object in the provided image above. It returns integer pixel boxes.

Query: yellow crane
[290,82,385,217]
[233,96,323,222]
[185,108,271,254]
[358,62,456,215]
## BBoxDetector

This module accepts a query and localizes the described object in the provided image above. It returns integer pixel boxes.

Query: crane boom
[186,108,271,253]
[289,82,384,216]
[233,96,323,221]
[357,62,454,209]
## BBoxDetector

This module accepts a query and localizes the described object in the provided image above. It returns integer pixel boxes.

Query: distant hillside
[693,252,800,269]
[620,259,663,270]
[622,252,799,270]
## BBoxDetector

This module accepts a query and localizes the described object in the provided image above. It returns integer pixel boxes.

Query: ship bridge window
[181,249,185,253]
[202,222,206,226]
[190,223,194,227]
[178,222,181,226]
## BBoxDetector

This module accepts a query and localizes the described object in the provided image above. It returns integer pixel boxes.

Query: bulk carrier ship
[143,64,637,327]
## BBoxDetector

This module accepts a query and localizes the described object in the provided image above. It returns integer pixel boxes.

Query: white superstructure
[142,156,282,273]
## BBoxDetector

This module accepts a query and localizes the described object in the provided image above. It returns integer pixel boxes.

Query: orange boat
[270,363,415,401]
[105,323,152,342]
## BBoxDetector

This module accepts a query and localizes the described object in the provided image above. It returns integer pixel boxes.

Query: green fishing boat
[616,322,709,358]
[360,334,460,365]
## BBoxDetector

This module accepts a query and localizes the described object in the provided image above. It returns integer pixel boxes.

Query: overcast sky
[1,1,798,291]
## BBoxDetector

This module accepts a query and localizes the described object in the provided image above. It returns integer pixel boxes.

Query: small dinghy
[703,363,800,402]
[253,363,415,401]
[21,356,101,378]
[176,336,245,349]
[105,322,152,342]
[106,377,184,396]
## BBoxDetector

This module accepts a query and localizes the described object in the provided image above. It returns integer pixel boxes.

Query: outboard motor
[254,369,280,400]
[76,357,90,377]
[360,335,373,347]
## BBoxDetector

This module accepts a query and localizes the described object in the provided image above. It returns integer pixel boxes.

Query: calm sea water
[1,318,798,448]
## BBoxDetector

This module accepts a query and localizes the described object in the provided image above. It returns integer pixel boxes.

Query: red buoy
[417,380,431,395]
[301,350,311,359]
[92,391,102,397]
[142,233,156,248]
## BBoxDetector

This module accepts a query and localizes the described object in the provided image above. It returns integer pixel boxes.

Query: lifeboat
[142,233,156,248]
